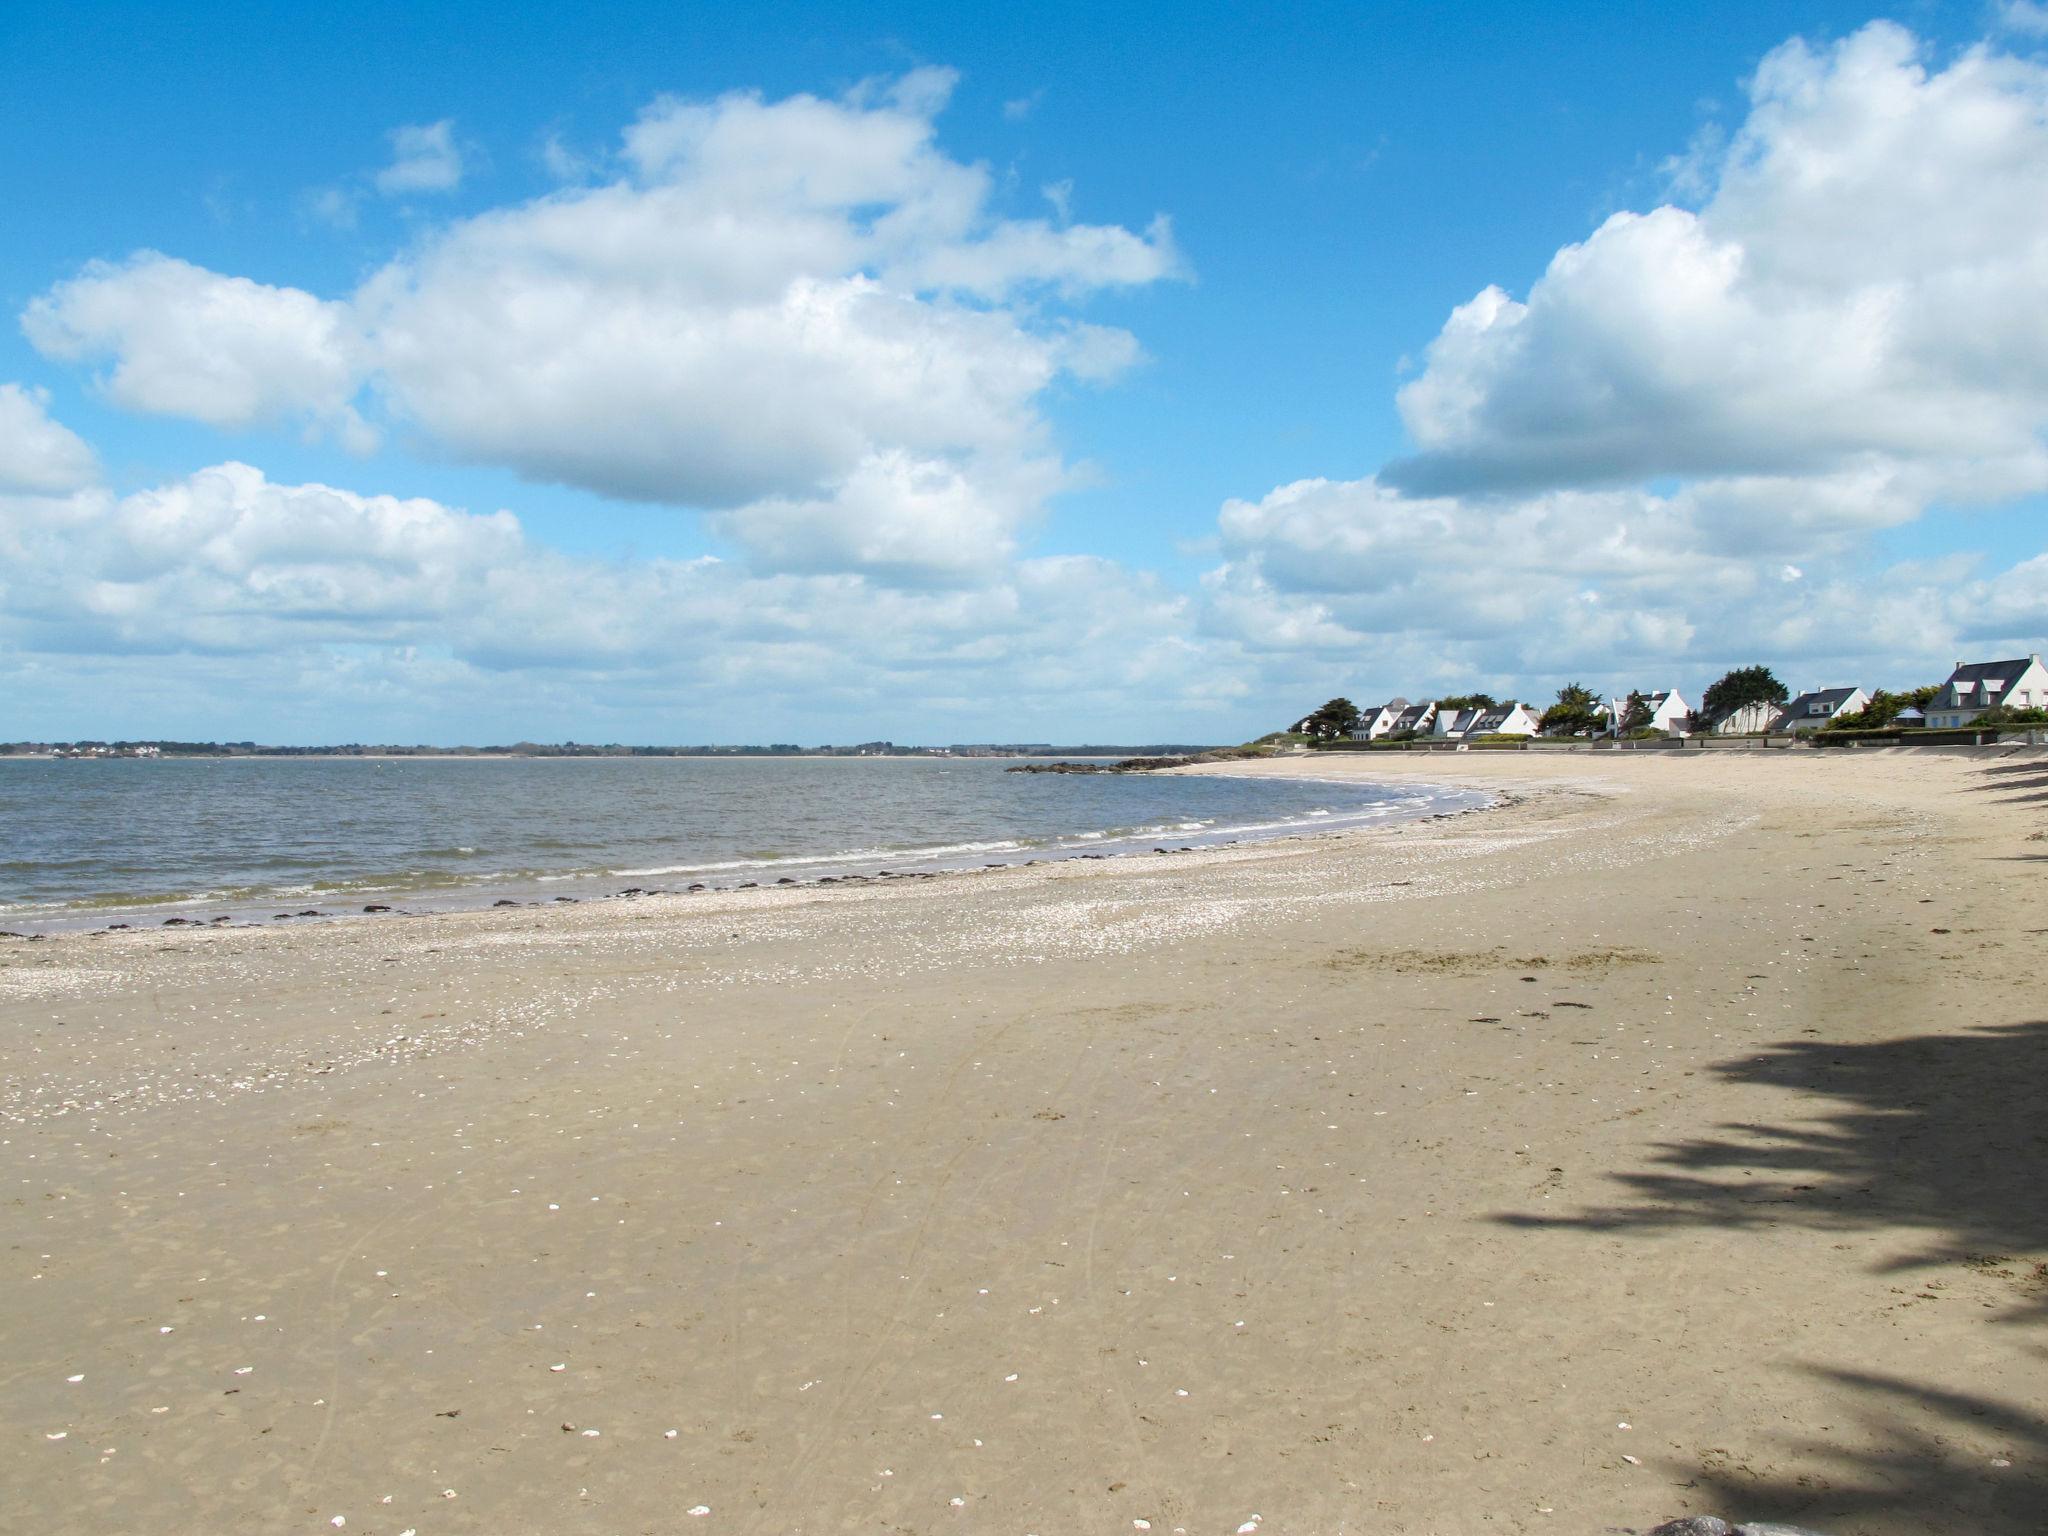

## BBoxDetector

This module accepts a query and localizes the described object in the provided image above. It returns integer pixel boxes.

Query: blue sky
[3,1,2044,743]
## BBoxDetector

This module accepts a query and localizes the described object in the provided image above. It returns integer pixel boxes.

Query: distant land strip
[2,740,1224,760]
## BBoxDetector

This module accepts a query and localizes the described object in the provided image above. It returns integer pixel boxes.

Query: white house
[1703,698,1782,734]
[1469,703,1541,737]
[1345,699,1408,740]
[1604,689,1691,736]
[1432,706,1484,740]
[1924,655,2048,728]
[1442,703,1540,738]
[1649,690,1691,734]
[1771,686,1871,734]
[1385,701,1437,738]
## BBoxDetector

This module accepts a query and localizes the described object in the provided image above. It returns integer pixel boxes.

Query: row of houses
[1331,686,1833,742]
[49,742,163,759]
[1336,692,1695,741]
[1337,699,1544,741]
[1754,654,2048,732]
[1319,653,2048,742]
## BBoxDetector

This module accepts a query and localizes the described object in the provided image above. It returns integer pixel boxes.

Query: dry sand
[2,747,2044,1535]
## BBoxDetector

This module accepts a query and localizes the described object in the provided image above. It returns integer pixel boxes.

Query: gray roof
[1934,655,2041,708]
[1943,656,2036,685]
[1777,687,1862,718]
[1471,707,1523,732]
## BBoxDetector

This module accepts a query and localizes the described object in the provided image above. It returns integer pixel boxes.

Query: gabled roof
[1609,688,1684,710]
[1943,656,2038,686]
[1470,705,1530,732]
[1779,686,1862,717]
[1606,689,1685,722]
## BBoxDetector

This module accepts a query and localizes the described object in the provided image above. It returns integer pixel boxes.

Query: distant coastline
[3,740,1222,761]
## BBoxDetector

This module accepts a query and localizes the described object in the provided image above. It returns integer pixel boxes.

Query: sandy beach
[2,748,2044,1535]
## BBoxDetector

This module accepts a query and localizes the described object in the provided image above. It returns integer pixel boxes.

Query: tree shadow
[1669,1366,2048,1536]
[1500,1021,2048,1309]
[1501,1021,2048,1531]
[1965,763,2048,803]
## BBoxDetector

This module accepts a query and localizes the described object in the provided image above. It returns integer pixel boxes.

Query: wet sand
[3,748,2044,1535]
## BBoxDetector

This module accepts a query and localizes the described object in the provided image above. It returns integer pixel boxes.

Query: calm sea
[0,756,1482,930]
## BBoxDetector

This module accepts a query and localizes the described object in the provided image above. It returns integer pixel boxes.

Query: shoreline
[0,767,1492,937]
[4,749,2044,1533]
[0,751,1189,763]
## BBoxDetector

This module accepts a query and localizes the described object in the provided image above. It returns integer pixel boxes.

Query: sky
[3,0,2046,745]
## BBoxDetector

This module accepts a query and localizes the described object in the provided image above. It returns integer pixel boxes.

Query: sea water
[0,755,1485,930]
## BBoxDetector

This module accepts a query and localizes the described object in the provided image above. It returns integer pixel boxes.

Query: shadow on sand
[1674,1365,2047,1534]
[1965,760,2048,805]
[1501,1021,2048,1532]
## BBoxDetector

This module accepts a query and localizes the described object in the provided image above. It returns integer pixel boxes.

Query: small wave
[0,766,1491,927]
[606,837,1031,880]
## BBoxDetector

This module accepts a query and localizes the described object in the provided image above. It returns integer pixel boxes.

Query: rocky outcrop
[1007,746,1277,774]
[1647,1519,1833,1536]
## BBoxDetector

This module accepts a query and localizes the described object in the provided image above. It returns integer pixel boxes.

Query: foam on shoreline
[1,773,1495,936]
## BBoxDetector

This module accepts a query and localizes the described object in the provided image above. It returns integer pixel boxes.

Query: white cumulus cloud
[376,120,465,194]
[22,255,373,445]
[1205,20,2048,698]
[1388,22,2048,502]
[1997,2,2048,38]
[0,422,1237,739]
[0,384,97,495]
[26,72,1180,586]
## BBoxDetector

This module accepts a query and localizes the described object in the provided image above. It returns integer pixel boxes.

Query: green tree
[1700,665,1788,722]
[1302,697,1363,740]
[1437,692,1498,712]
[1618,689,1653,735]
[1540,682,1603,736]
[1823,690,1897,730]
[1822,684,1942,732]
